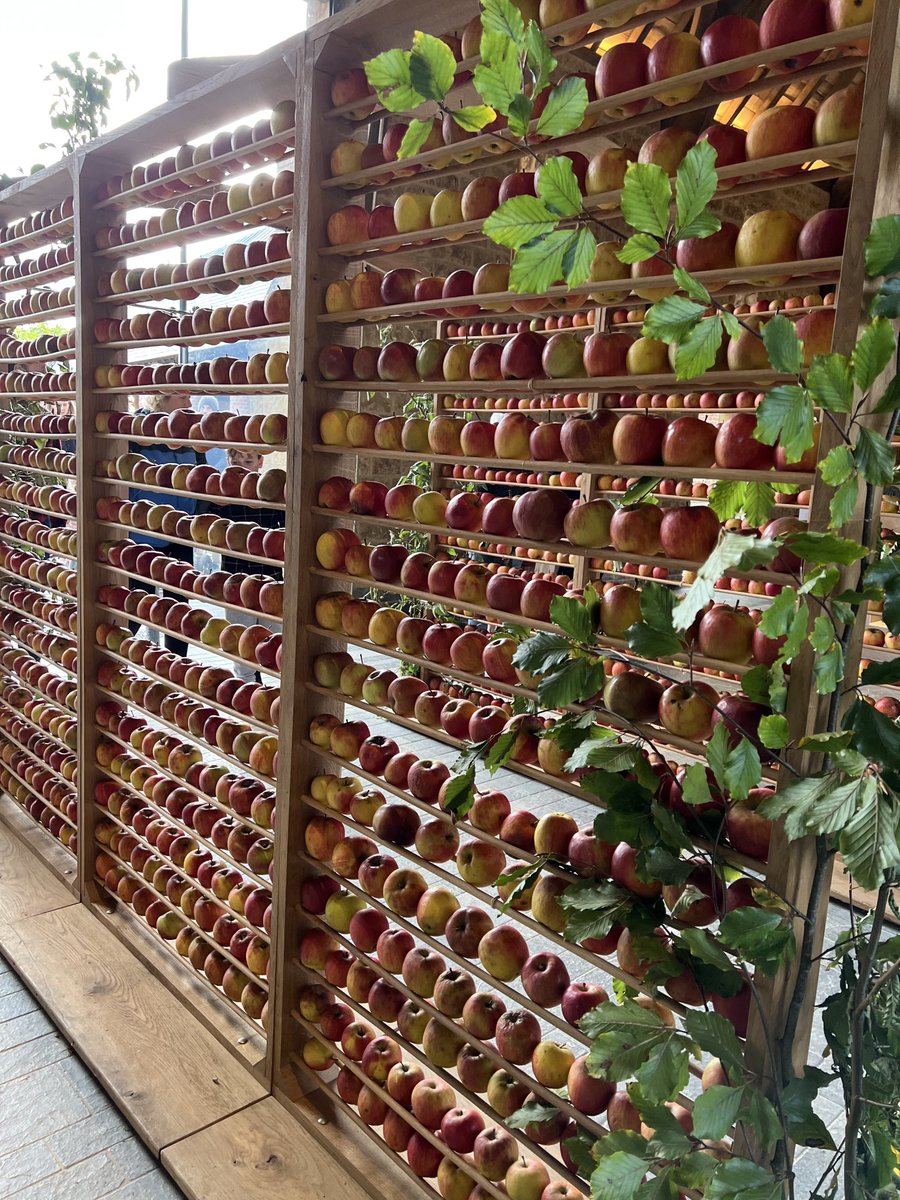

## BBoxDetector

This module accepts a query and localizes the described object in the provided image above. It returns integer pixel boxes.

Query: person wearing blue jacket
[129,394,202,656]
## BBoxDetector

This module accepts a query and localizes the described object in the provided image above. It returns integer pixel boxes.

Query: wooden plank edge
[87,897,269,1077]
[162,1095,375,1200]
[830,854,900,925]
[0,795,79,897]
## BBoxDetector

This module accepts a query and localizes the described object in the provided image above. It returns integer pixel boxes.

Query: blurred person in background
[196,396,228,471]
[216,446,283,681]
[129,392,202,657]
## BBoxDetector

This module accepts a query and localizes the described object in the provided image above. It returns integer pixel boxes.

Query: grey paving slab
[0,1141,62,1199]
[0,963,186,1199]
[0,1032,70,1086]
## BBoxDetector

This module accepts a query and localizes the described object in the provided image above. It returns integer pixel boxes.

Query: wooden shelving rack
[0,2,899,1197]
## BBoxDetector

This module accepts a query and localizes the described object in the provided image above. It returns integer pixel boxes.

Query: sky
[0,0,309,177]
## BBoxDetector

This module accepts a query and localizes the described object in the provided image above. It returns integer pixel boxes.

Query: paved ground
[0,954,183,1200]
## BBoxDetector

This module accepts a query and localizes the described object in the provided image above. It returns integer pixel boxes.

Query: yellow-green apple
[658,680,719,738]
[495,412,537,458]
[595,43,650,118]
[412,491,448,526]
[533,812,577,857]
[486,1069,530,1118]
[416,338,448,382]
[473,262,512,309]
[585,149,636,205]
[586,244,631,304]
[505,1157,552,1200]
[660,506,721,562]
[361,670,398,707]
[478,924,528,981]
[715,413,774,469]
[701,16,760,89]
[760,0,826,71]
[456,838,506,885]
[647,33,703,104]
[813,82,863,155]
[735,209,804,283]
[530,875,570,932]
[394,192,432,234]
[541,332,583,378]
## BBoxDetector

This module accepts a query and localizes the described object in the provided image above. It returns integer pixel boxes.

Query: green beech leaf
[621,162,671,239]
[814,640,843,695]
[679,927,735,974]
[870,275,900,317]
[481,0,526,42]
[809,614,834,654]
[409,31,456,100]
[482,195,558,248]
[854,426,896,485]
[762,313,803,375]
[522,21,555,88]
[507,1099,564,1132]
[691,1085,744,1141]
[753,386,814,463]
[860,658,900,685]
[365,48,419,111]
[617,233,662,264]
[674,140,720,240]
[536,154,581,217]
[484,726,520,772]
[673,265,711,303]
[720,906,796,974]
[642,294,707,345]
[506,93,534,138]
[474,35,521,116]
[708,479,745,521]
[508,228,573,294]
[759,586,799,637]
[807,352,853,412]
[672,533,779,630]
[830,477,859,528]
[873,373,900,413]
[818,444,854,486]
[398,118,435,158]
[866,554,900,632]
[787,531,867,565]
[724,736,763,801]
[550,590,597,642]
[739,1089,782,1154]
[451,104,497,131]
[563,228,599,286]
[535,75,589,137]
[852,317,896,392]
[674,316,723,380]
[782,1071,838,1149]
[864,213,900,276]
[513,630,571,674]
[625,623,682,658]
[742,481,778,528]
[439,766,475,819]
[844,697,900,773]
[538,658,605,708]
[635,1038,690,1103]
[705,1158,784,1200]
[681,763,713,807]
[682,1011,744,1078]
[759,714,790,749]
[838,780,900,891]
[590,1153,647,1200]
